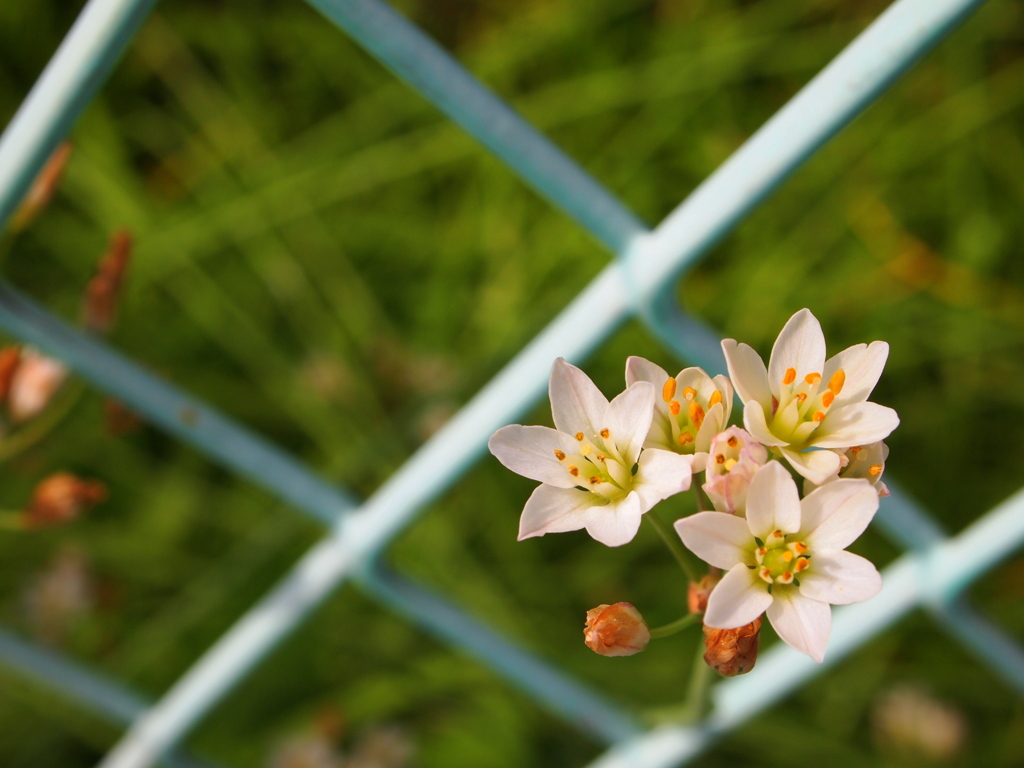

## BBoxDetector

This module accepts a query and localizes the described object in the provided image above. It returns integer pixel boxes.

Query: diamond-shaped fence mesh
[1,0,1022,766]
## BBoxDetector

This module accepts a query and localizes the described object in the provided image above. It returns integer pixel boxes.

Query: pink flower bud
[25,473,107,529]
[687,571,721,615]
[583,602,650,657]
[82,230,132,334]
[702,426,768,515]
[7,349,68,422]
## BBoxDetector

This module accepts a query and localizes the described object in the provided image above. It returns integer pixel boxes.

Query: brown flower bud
[25,473,107,528]
[584,602,650,657]
[7,349,68,422]
[703,617,761,677]
[687,571,721,615]
[10,143,73,232]
[83,230,132,334]
[104,398,143,436]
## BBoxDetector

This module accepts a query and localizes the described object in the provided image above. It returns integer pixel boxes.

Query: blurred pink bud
[584,602,650,657]
[7,349,68,422]
[702,426,769,515]
[82,230,132,334]
[25,473,107,529]
[0,345,21,402]
[10,143,72,232]
[687,571,721,615]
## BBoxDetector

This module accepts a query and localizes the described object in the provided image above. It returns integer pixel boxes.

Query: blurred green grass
[1,0,1024,765]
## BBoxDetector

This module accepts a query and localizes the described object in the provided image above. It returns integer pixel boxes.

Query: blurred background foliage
[1,0,1023,765]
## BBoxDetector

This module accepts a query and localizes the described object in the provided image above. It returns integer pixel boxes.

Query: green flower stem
[694,482,712,512]
[649,613,699,639]
[680,637,714,723]
[644,510,701,583]
[0,379,86,464]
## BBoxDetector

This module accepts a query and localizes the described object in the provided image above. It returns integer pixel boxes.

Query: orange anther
[716,454,726,465]
[678,432,693,446]
[709,390,723,407]
[600,428,610,439]
[689,401,705,428]
[795,393,807,403]
[828,369,846,395]
[782,368,796,385]
[727,436,738,447]
[850,446,863,457]
[869,463,883,476]
[575,432,585,441]
[779,571,793,582]
[669,400,681,415]
[662,378,677,402]
[821,391,835,408]
[569,466,580,477]
[804,372,821,385]
[596,454,606,462]
[682,386,697,401]
[812,411,826,422]
[794,558,810,572]
[554,449,566,461]
[589,476,601,484]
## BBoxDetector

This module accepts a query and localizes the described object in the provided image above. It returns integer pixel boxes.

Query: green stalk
[644,510,700,583]
[649,613,699,639]
[0,380,86,464]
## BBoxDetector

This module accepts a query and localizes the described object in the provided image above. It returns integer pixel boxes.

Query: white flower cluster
[489,309,898,662]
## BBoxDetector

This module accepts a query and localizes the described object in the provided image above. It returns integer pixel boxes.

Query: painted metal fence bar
[0,0,1020,767]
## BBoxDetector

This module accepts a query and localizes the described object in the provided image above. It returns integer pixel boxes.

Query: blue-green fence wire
[0,0,1021,767]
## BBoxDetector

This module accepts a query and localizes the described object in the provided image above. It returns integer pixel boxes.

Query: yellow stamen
[778,571,794,584]
[709,390,723,407]
[575,432,584,441]
[678,432,693,446]
[828,369,846,395]
[682,386,697,401]
[689,402,705,428]
[568,466,579,477]
[580,444,592,456]
[869,463,883,476]
[821,391,835,407]
[596,454,606,462]
[662,378,677,402]
[716,454,726,465]
[794,557,810,572]
[669,400,681,416]
[727,436,738,447]
[783,368,796,385]
[553,449,566,461]
[724,458,737,471]
[804,372,821,385]
[589,476,601,485]
[812,411,826,422]
[600,428,610,439]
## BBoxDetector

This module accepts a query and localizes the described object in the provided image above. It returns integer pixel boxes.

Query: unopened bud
[104,398,143,436]
[7,349,68,422]
[25,473,107,528]
[687,572,721,615]
[703,616,761,677]
[10,143,72,232]
[0,345,21,402]
[584,602,650,657]
[82,230,132,334]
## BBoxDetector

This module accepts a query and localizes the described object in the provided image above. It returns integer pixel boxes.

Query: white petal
[798,549,881,605]
[704,563,773,629]
[822,341,889,408]
[768,309,826,393]
[549,358,608,437]
[625,356,669,389]
[517,484,597,540]
[766,589,831,662]
[722,339,772,406]
[800,478,879,550]
[583,491,644,547]
[745,461,801,539]
[781,446,842,484]
[488,425,583,489]
[605,381,656,465]
[712,374,734,423]
[674,512,754,570]
[743,401,788,447]
[694,401,724,454]
[633,448,693,511]
[812,402,900,449]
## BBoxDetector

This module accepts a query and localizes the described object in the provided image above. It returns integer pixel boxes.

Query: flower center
[754,530,810,585]
[663,378,722,453]
[770,368,845,444]
[553,429,631,501]
[709,434,743,476]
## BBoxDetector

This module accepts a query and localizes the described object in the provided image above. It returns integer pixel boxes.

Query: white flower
[702,426,769,516]
[675,461,881,661]
[625,356,733,472]
[722,308,899,484]
[489,358,693,547]
[805,442,890,498]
